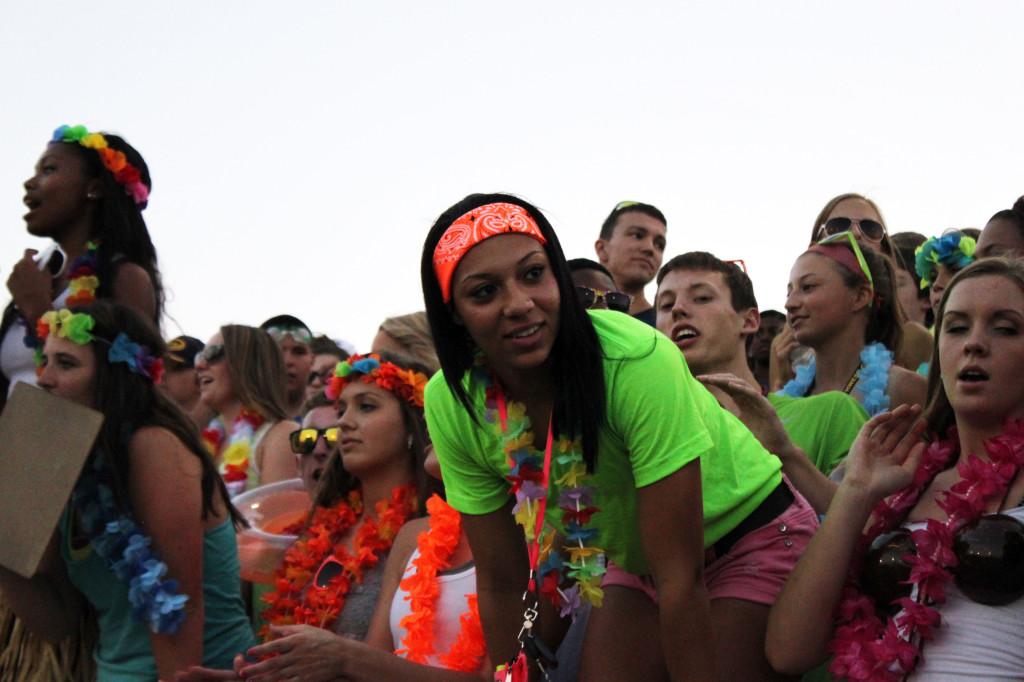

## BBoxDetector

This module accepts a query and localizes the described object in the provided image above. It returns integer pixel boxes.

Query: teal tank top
[61,509,257,680]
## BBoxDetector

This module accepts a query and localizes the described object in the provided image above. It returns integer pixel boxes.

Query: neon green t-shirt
[767,392,868,476]
[425,310,781,574]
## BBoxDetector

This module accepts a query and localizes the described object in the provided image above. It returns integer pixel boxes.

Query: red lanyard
[495,387,553,592]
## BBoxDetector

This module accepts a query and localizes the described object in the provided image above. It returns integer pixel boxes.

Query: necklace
[201,409,267,495]
[478,368,605,616]
[259,485,415,640]
[778,341,892,416]
[395,494,486,672]
[829,420,1024,681]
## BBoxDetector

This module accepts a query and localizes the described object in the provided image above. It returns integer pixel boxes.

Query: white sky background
[1,1,1021,349]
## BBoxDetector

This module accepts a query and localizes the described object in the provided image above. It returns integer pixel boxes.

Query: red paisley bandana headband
[432,202,548,302]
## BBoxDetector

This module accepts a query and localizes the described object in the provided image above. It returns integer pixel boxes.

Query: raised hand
[842,404,927,502]
[7,249,52,323]
[697,373,793,457]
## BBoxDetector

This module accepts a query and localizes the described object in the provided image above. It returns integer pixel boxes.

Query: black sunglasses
[575,286,632,313]
[821,217,886,242]
[289,427,340,455]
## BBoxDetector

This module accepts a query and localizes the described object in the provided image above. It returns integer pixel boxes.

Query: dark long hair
[925,258,1024,436]
[312,352,442,516]
[420,193,606,470]
[60,133,165,325]
[76,300,240,526]
[69,299,241,524]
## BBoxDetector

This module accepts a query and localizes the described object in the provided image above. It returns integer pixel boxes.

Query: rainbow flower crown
[36,309,164,382]
[325,353,428,407]
[52,125,150,208]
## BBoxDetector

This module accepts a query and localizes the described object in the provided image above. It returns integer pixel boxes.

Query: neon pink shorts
[602,479,818,606]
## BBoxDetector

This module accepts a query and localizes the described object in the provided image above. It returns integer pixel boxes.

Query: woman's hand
[841,404,927,502]
[769,325,799,391]
[172,654,244,681]
[7,249,52,323]
[697,373,793,457]
[238,625,348,681]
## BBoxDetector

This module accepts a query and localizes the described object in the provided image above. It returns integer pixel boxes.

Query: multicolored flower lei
[73,456,189,634]
[829,420,1024,681]
[395,494,486,672]
[260,485,415,640]
[22,241,100,358]
[52,125,150,207]
[325,353,428,407]
[202,409,267,495]
[778,341,892,417]
[914,232,976,289]
[477,368,605,615]
[33,308,163,382]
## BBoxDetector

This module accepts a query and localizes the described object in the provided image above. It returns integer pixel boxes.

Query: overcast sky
[2,1,1021,350]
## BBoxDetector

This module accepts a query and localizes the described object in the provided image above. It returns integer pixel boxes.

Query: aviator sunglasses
[819,216,886,242]
[576,286,632,313]
[194,343,225,366]
[289,426,340,455]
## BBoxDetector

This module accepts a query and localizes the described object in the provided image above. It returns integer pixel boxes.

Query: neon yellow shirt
[426,311,781,574]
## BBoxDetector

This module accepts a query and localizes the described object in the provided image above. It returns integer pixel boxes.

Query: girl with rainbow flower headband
[417,193,814,681]
[0,125,165,681]
[187,352,467,680]
[914,230,977,320]
[0,301,256,681]
[780,231,928,418]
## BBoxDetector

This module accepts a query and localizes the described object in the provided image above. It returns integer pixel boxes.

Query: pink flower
[893,598,941,639]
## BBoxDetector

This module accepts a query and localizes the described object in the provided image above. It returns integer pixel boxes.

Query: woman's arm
[110,261,156,322]
[129,427,210,679]
[766,406,927,674]
[256,421,300,485]
[637,460,715,682]
[364,519,424,652]
[0,530,85,642]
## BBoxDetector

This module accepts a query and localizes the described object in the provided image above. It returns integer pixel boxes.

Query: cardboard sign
[0,383,103,578]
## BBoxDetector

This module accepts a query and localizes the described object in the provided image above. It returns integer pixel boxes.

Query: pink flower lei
[829,419,1024,681]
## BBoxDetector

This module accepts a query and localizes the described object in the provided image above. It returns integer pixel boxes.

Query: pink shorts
[602,479,818,606]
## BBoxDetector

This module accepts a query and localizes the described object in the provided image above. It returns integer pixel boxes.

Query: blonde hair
[377,312,439,375]
[810,193,894,258]
[221,324,289,421]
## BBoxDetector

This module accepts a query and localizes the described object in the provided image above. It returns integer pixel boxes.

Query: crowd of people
[1,124,1023,681]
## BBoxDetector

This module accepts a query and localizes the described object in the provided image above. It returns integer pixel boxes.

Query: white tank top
[389,547,476,667]
[0,287,72,396]
[908,505,1024,680]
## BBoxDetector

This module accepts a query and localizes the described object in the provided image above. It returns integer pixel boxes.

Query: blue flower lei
[72,456,189,634]
[914,232,976,289]
[777,341,893,416]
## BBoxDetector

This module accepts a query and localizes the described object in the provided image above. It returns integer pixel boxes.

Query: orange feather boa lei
[395,495,486,672]
[260,485,416,640]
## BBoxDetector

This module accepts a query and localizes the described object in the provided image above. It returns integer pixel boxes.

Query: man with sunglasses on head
[655,251,867,513]
[568,258,633,313]
[594,200,667,326]
[260,314,315,422]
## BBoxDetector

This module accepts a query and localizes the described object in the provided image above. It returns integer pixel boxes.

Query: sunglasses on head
[265,326,313,345]
[820,216,886,242]
[817,230,875,294]
[575,286,632,313]
[195,343,225,366]
[613,200,641,212]
[289,426,340,455]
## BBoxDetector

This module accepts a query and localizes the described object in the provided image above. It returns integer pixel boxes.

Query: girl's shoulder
[587,309,661,361]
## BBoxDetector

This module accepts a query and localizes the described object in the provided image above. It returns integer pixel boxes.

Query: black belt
[705,480,793,566]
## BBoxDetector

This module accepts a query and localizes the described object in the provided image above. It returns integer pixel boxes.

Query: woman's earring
[407,434,414,450]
